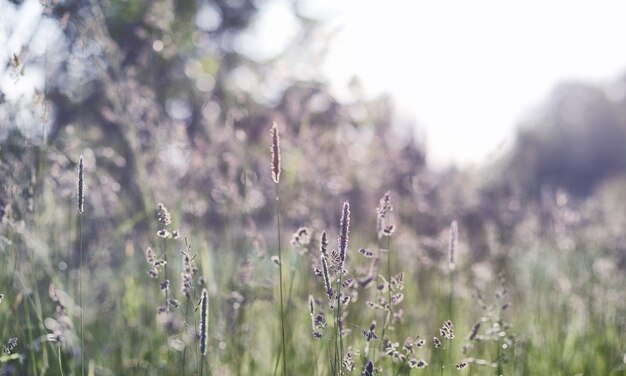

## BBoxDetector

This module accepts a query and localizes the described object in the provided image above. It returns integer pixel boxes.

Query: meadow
[2,1,626,375]
[1,117,625,376]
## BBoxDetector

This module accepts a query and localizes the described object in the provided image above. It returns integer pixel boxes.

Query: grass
[0,125,625,376]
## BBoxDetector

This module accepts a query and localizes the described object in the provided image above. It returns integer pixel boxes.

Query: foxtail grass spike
[200,288,209,356]
[449,220,458,270]
[270,121,281,184]
[338,201,350,271]
[377,191,393,238]
[321,253,333,301]
[320,230,328,256]
[77,155,84,214]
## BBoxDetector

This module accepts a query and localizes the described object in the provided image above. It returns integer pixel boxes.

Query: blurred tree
[506,81,626,197]
[0,0,429,242]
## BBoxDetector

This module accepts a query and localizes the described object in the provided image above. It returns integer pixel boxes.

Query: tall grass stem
[275,183,287,376]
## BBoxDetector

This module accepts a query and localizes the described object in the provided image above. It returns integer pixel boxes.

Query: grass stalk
[56,344,65,376]
[377,221,393,366]
[182,297,190,376]
[162,236,170,368]
[77,154,85,376]
[24,293,36,375]
[443,220,458,376]
[79,213,84,376]
[270,121,287,376]
[335,274,343,375]
[275,183,287,376]
[163,237,168,310]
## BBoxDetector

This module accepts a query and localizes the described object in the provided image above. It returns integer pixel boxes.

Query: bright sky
[297,0,626,167]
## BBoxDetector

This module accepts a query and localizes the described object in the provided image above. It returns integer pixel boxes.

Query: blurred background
[1,0,626,374]
[5,0,626,245]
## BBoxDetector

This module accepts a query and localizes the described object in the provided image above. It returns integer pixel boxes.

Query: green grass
[0,147,625,376]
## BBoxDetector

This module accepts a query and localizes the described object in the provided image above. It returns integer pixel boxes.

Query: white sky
[295,0,626,167]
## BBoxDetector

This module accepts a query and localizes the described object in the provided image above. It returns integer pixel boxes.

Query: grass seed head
[200,288,209,356]
[77,155,84,214]
[320,230,328,256]
[156,203,172,226]
[377,191,393,238]
[270,121,281,184]
[338,201,350,270]
[433,336,442,348]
